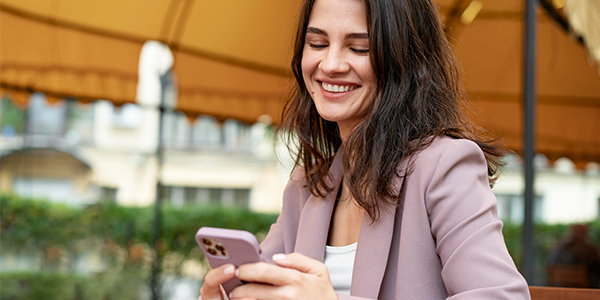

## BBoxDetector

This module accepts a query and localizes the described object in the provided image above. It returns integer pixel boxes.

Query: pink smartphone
[195,227,264,294]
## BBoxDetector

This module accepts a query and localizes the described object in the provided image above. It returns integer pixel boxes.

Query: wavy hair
[278,0,505,221]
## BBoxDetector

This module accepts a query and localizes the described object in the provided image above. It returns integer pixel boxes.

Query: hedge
[0,269,142,300]
[1,194,278,255]
[1,194,599,295]
[1,194,279,300]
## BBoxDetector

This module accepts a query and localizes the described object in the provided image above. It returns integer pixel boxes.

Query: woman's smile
[318,80,360,98]
[301,0,376,140]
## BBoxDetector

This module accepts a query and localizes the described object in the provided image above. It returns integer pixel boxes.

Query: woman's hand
[230,252,337,300]
[199,264,236,300]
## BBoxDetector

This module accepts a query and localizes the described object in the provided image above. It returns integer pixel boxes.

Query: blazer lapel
[293,147,401,298]
[350,179,403,298]
[294,149,344,262]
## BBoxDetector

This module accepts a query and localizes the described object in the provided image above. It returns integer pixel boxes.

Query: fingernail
[235,268,239,277]
[224,265,235,275]
[272,253,286,261]
[228,292,233,299]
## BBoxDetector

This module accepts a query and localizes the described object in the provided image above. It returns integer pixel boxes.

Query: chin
[317,113,352,125]
[314,109,342,123]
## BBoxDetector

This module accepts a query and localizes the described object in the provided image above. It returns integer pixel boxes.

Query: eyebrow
[306,27,368,39]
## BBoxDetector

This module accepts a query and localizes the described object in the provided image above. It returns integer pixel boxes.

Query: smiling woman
[199,1,532,299]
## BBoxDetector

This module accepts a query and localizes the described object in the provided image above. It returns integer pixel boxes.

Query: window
[13,177,75,203]
[208,188,223,205]
[165,186,250,209]
[160,186,172,202]
[192,115,221,148]
[111,104,142,129]
[28,93,67,135]
[162,113,253,152]
[1,96,94,142]
[161,111,191,148]
[496,194,544,224]
[222,119,251,151]
[184,187,197,203]
[233,189,250,207]
[99,187,118,203]
[66,101,94,144]
[597,197,600,220]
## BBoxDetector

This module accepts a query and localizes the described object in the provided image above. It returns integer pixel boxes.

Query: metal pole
[150,71,171,300]
[522,0,537,283]
[150,105,164,300]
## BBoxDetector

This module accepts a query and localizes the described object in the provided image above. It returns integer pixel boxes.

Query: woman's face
[302,0,377,138]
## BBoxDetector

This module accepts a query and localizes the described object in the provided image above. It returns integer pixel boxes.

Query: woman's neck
[327,182,364,246]
[337,121,357,144]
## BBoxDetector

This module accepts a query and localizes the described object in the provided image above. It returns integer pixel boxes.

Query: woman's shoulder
[282,167,312,204]
[409,136,487,177]
[286,166,306,190]
[415,136,483,162]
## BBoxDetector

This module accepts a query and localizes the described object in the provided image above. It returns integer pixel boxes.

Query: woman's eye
[351,48,369,54]
[309,43,328,49]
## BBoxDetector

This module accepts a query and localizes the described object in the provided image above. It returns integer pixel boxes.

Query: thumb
[272,252,328,276]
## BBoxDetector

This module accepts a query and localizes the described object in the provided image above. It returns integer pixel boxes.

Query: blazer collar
[351,199,399,298]
[293,146,399,299]
[294,147,343,261]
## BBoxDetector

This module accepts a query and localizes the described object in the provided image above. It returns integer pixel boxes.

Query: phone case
[195,227,263,294]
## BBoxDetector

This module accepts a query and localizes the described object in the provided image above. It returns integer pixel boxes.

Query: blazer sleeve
[260,168,307,264]
[425,140,530,299]
[259,214,285,264]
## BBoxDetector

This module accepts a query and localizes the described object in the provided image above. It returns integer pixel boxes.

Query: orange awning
[440,0,600,167]
[0,0,296,123]
[1,0,599,165]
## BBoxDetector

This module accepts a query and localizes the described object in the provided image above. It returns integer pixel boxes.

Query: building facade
[1,93,599,221]
[0,94,293,212]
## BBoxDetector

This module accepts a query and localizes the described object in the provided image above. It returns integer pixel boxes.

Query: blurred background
[0,0,599,299]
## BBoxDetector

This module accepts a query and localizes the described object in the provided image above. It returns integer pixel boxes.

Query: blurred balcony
[0,93,94,153]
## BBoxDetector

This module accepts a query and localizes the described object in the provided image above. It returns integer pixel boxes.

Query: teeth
[321,82,356,93]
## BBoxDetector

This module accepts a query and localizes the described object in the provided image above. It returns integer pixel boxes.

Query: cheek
[301,60,309,83]
[356,59,376,85]
[300,60,310,87]
[301,52,316,79]
[357,61,378,109]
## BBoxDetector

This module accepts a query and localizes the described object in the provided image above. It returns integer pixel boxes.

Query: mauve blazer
[260,136,531,300]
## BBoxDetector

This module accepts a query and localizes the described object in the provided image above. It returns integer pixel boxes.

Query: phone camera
[201,237,228,257]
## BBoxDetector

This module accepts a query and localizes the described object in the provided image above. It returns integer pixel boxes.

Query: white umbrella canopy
[1,0,599,165]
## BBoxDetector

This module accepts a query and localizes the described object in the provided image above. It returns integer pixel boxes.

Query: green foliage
[0,269,142,300]
[0,98,25,134]
[159,205,278,255]
[1,194,278,299]
[1,194,86,249]
[501,221,600,285]
[0,272,76,300]
[3,193,599,291]
[1,194,278,254]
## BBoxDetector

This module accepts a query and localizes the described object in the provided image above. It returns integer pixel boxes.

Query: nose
[319,46,350,75]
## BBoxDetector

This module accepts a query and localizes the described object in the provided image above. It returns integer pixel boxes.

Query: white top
[324,242,357,295]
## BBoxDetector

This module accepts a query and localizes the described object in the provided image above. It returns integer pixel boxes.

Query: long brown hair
[278,0,505,221]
